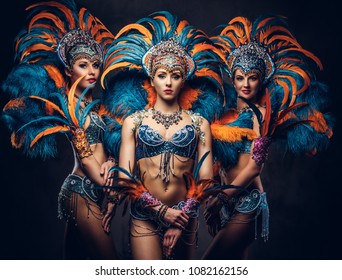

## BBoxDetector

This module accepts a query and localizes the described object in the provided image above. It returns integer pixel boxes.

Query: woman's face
[65,58,101,91]
[151,68,184,102]
[233,68,262,102]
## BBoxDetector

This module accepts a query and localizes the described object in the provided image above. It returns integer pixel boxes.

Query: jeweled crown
[142,36,195,79]
[227,41,274,83]
[57,29,103,67]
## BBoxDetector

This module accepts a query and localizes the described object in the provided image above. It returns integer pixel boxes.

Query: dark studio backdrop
[0,0,340,260]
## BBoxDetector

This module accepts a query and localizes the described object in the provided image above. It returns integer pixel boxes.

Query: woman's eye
[173,75,181,80]
[158,74,165,79]
[93,63,100,69]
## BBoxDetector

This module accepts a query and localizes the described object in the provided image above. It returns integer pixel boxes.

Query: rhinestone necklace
[75,95,91,107]
[151,108,183,129]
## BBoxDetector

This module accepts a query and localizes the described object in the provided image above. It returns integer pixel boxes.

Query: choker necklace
[151,108,183,129]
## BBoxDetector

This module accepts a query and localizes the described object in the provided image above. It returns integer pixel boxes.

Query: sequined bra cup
[136,124,197,161]
[81,111,106,145]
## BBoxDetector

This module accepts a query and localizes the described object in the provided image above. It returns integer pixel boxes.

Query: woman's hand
[101,200,116,233]
[163,227,182,257]
[204,196,222,236]
[100,160,115,187]
[163,208,189,229]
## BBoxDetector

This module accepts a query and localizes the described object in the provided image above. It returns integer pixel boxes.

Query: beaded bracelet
[181,198,200,218]
[157,204,169,221]
[139,192,161,208]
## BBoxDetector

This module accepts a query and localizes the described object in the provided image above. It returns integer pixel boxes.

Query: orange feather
[307,110,333,136]
[154,15,171,33]
[43,65,65,89]
[276,79,291,107]
[196,68,223,92]
[101,62,141,88]
[3,98,26,111]
[260,26,296,43]
[11,133,24,149]
[213,110,239,124]
[211,123,257,142]
[179,85,200,110]
[29,96,66,118]
[115,24,152,44]
[228,17,252,40]
[256,17,276,30]
[176,20,189,35]
[184,172,218,202]
[67,76,84,127]
[28,13,67,34]
[142,80,157,108]
[21,44,52,62]
[27,1,76,29]
[278,48,323,70]
[267,34,301,48]
[30,126,69,148]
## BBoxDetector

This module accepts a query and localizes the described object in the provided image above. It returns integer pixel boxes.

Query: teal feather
[194,151,210,181]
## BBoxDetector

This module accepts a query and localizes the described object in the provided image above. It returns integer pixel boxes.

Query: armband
[71,128,93,159]
[251,137,271,165]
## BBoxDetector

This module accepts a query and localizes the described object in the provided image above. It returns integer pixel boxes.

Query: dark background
[0,0,340,260]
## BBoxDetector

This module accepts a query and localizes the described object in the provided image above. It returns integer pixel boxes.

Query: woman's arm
[77,146,113,186]
[70,124,112,186]
[224,151,263,195]
[119,116,136,177]
[222,106,266,196]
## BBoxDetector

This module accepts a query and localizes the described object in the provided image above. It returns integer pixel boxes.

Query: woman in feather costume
[1,0,118,259]
[99,11,234,259]
[202,14,334,259]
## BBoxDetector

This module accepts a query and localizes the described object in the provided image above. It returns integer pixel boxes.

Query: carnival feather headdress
[211,14,333,160]
[212,15,323,107]
[11,0,114,93]
[1,0,114,158]
[102,11,223,121]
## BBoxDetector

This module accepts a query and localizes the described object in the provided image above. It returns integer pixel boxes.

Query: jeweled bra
[67,111,105,145]
[131,109,205,183]
[136,124,197,161]
[86,111,106,145]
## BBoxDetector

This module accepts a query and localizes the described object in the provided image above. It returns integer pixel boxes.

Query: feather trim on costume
[212,14,334,158]
[2,77,99,158]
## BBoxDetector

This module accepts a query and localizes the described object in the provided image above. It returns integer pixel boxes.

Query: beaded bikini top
[136,124,197,161]
[84,111,106,145]
[131,109,205,182]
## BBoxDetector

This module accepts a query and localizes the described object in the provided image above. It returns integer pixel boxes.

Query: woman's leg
[130,219,163,260]
[202,213,256,260]
[65,193,118,259]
